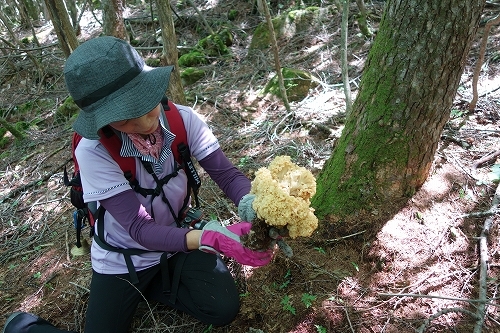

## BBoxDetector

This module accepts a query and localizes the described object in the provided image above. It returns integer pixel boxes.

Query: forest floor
[1,1,500,332]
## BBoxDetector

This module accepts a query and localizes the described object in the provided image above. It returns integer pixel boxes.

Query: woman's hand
[193,221,272,267]
[238,193,256,222]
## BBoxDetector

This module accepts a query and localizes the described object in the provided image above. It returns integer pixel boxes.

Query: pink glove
[199,221,272,267]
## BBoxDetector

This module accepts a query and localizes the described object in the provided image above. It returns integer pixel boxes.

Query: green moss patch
[181,67,206,86]
[55,96,79,123]
[261,68,319,102]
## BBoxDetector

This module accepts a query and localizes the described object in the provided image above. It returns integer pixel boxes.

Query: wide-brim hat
[64,36,173,139]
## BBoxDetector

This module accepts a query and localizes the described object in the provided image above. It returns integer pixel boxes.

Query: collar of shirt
[118,110,176,174]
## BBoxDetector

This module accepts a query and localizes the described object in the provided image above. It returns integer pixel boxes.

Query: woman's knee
[199,293,240,326]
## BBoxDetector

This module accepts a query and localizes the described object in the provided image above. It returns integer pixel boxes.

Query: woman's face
[109,103,161,136]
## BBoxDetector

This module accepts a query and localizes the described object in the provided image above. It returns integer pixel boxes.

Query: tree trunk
[13,0,31,28]
[21,0,40,21]
[312,0,485,229]
[341,0,352,115]
[64,0,80,34]
[156,0,186,104]
[102,0,127,40]
[44,0,79,57]
[259,0,290,111]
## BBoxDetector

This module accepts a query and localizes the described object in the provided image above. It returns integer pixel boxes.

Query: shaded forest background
[1,0,500,332]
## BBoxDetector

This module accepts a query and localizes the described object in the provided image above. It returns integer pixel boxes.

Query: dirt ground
[1,1,500,332]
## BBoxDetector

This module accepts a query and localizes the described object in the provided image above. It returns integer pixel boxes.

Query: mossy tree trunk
[311,0,484,230]
[156,0,186,104]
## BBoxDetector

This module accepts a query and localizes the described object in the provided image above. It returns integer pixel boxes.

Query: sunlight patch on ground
[18,249,65,313]
[477,69,500,94]
[356,161,480,329]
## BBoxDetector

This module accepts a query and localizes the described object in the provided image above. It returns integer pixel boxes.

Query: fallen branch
[69,282,90,293]
[325,230,366,243]
[417,307,479,333]
[7,243,54,260]
[29,143,67,173]
[0,159,71,204]
[378,292,500,306]
[472,149,500,171]
[185,0,214,35]
[460,209,498,219]
[474,182,500,333]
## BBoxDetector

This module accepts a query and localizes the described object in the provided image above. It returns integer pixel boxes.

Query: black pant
[2,252,238,333]
[84,250,239,333]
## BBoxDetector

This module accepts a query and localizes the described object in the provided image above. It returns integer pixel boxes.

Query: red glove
[199,221,272,267]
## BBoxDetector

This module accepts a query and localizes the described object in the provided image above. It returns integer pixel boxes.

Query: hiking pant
[3,251,239,333]
[84,250,240,332]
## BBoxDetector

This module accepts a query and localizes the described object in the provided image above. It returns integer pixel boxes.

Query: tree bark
[156,0,186,104]
[64,0,80,34]
[102,0,127,40]
[355,0,372,37]
[43,0,79,57]
[312,0,485,228]
[13,0,31,28]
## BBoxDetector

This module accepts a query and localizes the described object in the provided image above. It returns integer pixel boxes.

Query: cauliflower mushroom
[250,156,318,238]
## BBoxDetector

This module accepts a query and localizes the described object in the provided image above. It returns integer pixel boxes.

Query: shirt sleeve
[76,139,133,202]
[100,189,190,252]
[198,148,251,206]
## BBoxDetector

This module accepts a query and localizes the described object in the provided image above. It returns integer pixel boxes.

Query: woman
[2,36,267,333]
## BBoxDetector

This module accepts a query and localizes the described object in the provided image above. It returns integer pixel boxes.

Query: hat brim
[73,65,174,139]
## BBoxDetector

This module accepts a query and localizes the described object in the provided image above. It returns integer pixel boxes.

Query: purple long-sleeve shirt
[99,148,251,252]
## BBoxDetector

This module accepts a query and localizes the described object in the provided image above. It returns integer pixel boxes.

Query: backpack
[64,98,201,250]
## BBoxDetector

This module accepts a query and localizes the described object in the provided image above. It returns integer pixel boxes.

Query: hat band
[74,63,143,109]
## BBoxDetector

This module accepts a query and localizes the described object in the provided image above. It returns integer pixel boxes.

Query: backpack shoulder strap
[160,97,202,208]
[99,126,137,182]
[71,132,83,170]
[161,97,186,165]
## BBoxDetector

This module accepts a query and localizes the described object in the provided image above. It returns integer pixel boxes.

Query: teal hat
[64,36,173,139]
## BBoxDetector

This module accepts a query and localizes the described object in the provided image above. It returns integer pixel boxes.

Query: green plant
[271,269,292,290]
[55,96,79,123]
[279,269,292,290]
[0,126,9,148]
[301,293,317,308]
[313,246,325,254]
[238,156,251,168]
[178,51,208,67]
[33,272,42,279]
[228,9,238,21]
[202,324,213,333]
[315,324,327,333]
[450,108,466,119]
[351,262,359,272]
[280,295,296,315]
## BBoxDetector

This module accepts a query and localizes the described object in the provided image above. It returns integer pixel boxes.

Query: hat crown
[64,37,144,109]
[66,36,173,140]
